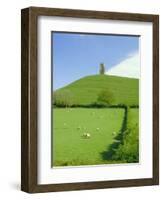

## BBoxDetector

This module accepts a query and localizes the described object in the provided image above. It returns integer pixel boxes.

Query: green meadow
[53,108,124,166]
[52,75,139,167]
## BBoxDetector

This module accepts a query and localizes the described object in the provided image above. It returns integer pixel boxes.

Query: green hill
[53,75,139,106]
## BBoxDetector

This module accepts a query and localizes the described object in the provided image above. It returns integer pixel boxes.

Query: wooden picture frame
[21,7,159,193]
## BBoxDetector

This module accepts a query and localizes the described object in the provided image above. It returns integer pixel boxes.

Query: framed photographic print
[21,7,159,193]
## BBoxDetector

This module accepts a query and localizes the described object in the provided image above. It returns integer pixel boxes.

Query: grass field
[53,75,139,106]
[52,107,139,167]
[128,108,139,127]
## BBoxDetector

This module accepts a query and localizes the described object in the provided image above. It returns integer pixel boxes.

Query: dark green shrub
[112,125,139,163]
[53,90,74,107]
[111,107,139,163]
[97,90,114,105]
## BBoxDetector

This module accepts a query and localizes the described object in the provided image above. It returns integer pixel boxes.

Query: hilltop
[53,75,139,106]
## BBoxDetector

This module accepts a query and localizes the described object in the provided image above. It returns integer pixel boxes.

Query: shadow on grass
[100,107,128,161]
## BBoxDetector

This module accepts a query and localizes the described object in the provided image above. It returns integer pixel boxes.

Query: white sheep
[83,133,91,139]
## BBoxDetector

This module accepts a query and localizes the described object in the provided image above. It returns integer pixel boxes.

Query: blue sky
[52,32,139,90]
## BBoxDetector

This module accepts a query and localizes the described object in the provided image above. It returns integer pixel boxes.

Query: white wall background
[0,0,161,199]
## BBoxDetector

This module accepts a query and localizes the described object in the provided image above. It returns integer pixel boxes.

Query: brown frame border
[21,7,159,193]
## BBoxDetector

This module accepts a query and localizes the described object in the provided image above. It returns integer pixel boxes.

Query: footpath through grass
[53,108,124,166]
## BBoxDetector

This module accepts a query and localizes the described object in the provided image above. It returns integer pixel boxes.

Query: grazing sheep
[82,133,91,139]
[86,133,91,138]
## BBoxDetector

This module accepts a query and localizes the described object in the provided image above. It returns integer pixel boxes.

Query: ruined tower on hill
[99,63,105,75]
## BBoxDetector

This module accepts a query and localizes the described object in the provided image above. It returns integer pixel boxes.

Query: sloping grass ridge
[53,75,139,106]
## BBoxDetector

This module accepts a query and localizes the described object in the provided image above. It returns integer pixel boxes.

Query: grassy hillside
[53,75,139,106]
